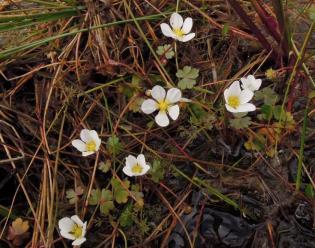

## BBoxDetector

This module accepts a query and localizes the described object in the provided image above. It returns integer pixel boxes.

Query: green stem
[0,11,172,59]
[296,98,310,191]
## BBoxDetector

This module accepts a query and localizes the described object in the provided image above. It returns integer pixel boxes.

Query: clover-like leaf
[107,135,122,156]
[129,97,145,113]
[244,133,266,152]
[66,189,77,204]
[229,116,251,129]
[89,188,101,205]
[7,218,30,246]
[178,78,197,89]
[89,189,114,215]
[66,186,84,204]
[111,178,130,204]
[176,66,199,89]
[98,160,111,173]
[254,87,278,105]
[100,189,114,215]
[259,104,273,121]
[149,159,165,183]
[156,44,175,59]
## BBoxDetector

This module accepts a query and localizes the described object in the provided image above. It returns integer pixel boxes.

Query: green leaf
[89,189,101,205]
[260,104,273,121]
[131,74,142,87]
[222,23,229,37]
[107,135,122,156]
[309,90,315,99]
[308,6,315,21]
[66,187,84,204]
[156,44,175,59]
[111,178,130,204]
[128,97,144,113]
[66,189,77,204]
[229,116,251,129]
[119,203,133,227]
[273,105,286,121]
[176,66,199,79]
[254,87,279,105]
[149,159,165,183]
[244,134,266,152]
[100,189,114,215]
[305,184,315,198]
[178,78,197,89]
[98,160,111,173]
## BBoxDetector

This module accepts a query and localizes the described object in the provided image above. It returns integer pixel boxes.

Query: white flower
[160,12,195,42]
[240,75,262,92]
[141,85,187,127]
[71,129,101,156]
[224,81,256,113]
[58,215,87,246]
[123,154,150,177]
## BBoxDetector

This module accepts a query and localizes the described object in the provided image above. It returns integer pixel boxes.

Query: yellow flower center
[228,96,240,109]
[173,28,184,37]
[157,100,169,112]
[131,164,143,174]
[70,224,83,239]
[86,140,96,152]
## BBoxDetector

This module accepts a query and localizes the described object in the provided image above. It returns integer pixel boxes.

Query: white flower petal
[141,99,157,114]
[180,33,195,42]
[82,222,87,237]
[71,139,86,152]
[151,85,166,101]
[170,12,183,29]
[95,138,101,150]
[239,89,254,104]
[89,130,99,142]
[80,129,91,142]
[241,75,262,92]
[125,155,137,168]
[140,163,150,175]
[224,88,230,103]
[60,231,75,241]
[155,111,169,127]
[168,105,180,120]
[160,23,176,38]
[71,215,84,227]
[166,88,182,103]
[225,103,256,113]
[236,103,256,112]
[225,104,239,113]
[59,217,74,233]
[123,165,134,177]
[228,81,241,96]
[72,237,86,246]
[182,17,193,34]
[137,154,146,167]
[82,151,94,157]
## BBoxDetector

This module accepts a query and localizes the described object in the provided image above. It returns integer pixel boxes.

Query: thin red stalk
[251,0,286,54]
[271,0,291,56]
[227,0,278,61]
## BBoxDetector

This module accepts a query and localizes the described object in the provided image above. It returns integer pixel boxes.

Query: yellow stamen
[157,100,169,112]
[70,224,83,239]
[228,96,240,109]
[86,140,96,152]
[173,28,184,37]
[131,164,143,174]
